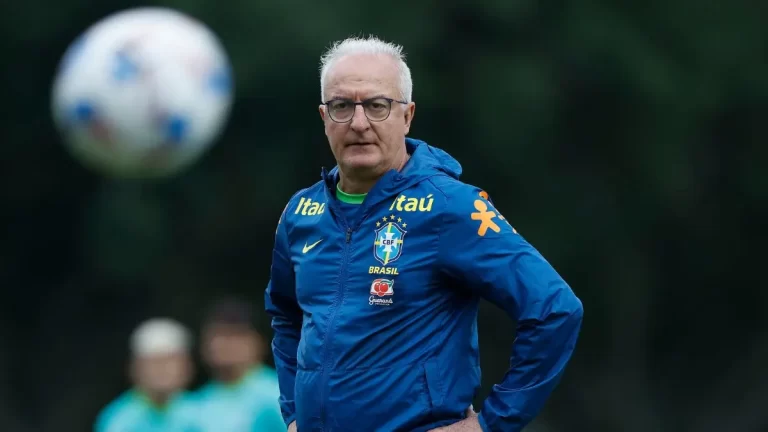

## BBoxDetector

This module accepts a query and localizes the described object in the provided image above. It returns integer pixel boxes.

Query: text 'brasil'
[369,266,399,275]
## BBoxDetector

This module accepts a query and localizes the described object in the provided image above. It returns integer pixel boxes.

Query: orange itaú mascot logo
[471,199,501,237]
[470,191,517,237]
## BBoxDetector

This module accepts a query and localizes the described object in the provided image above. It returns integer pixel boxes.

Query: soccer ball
[51,7,233,178]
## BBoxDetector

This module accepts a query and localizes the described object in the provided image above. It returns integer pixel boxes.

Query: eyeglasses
[322,97,408,123]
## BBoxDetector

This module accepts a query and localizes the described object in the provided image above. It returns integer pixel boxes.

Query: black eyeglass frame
[321,97,409,123]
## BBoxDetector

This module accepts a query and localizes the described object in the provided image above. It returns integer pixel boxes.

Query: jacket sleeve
[438,187,584,432]
[264,201,301,427]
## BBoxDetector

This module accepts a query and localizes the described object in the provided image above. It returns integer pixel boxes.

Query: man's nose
[349,105,370,131]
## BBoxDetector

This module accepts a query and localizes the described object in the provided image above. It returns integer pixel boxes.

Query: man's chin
[342,154,382,172]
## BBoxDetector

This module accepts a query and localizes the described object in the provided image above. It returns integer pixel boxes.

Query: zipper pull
[345,228,352,243]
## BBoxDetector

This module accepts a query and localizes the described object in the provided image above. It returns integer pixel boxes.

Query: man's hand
[427,407,482,432]
[287,421,297,432]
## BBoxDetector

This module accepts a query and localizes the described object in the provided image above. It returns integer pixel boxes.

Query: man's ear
[404,102,415,135]
[319,105,330,137]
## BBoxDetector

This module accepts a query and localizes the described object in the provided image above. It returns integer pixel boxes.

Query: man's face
[131,352,191,395]
[319,54,415,179]
[201,323,258,370]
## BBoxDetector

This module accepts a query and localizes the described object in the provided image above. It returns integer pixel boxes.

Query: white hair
[130,318,191,357]
[319,36,413,102]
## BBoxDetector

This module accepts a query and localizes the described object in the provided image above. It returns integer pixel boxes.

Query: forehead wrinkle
[323,54,400,99]
[326,78,398,101]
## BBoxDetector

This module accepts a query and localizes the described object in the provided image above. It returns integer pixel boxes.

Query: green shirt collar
[336,183,366,204]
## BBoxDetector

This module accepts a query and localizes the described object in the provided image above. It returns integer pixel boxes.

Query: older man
[265,36,584,432]
[95,318,199,432]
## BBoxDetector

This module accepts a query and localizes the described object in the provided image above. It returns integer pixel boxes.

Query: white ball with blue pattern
[51,7,233,178]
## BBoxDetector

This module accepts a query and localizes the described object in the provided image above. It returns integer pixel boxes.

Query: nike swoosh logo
[302,239,323,253]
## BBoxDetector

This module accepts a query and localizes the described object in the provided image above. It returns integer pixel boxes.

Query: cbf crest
[373,216,408,266]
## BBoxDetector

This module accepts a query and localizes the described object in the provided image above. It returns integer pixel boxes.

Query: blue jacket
[265,138,583,432]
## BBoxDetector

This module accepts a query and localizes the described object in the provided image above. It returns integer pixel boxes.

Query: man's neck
[339,151,410,195]
[338,176,376,195]
[139,390,172,410]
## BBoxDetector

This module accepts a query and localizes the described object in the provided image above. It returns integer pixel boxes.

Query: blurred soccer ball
[51,7,233,178]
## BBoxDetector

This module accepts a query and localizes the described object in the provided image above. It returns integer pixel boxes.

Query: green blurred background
[1,0,766,431]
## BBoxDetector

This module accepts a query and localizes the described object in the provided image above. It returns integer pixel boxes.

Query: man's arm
[264,202,302,427]
[439,188,584,432]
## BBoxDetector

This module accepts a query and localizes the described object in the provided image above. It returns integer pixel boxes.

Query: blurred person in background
[194,297,285,431]
[95,318,199,432]
[265,36,584,432]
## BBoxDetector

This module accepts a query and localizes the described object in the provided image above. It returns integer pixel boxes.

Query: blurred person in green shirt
[193,297,286,432]
[95,318,200,432]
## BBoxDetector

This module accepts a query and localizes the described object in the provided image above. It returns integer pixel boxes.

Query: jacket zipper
[319,226,353,430]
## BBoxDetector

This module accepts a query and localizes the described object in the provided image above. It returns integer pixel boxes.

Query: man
[95,318,199,432]
[265,36,584,432]
[194,298,286,432]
